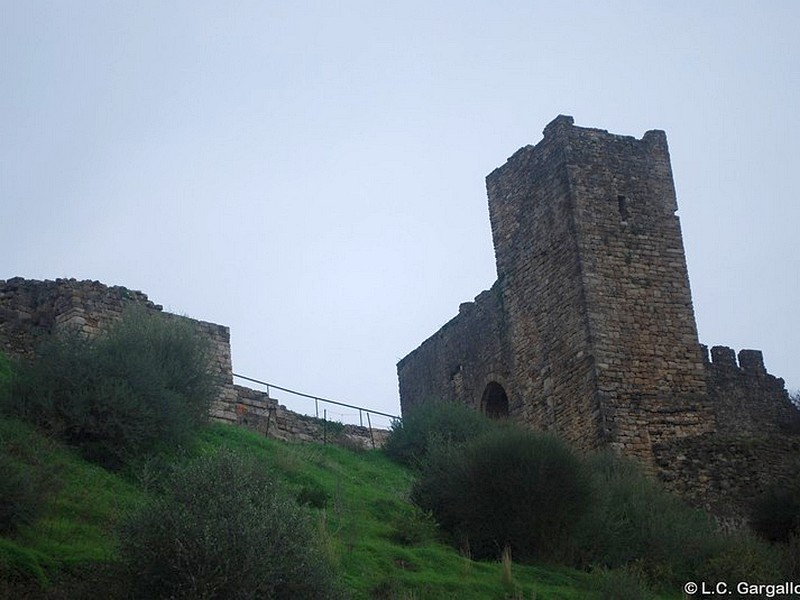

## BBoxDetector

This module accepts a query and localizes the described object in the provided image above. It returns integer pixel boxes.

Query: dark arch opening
[482,382,509,419]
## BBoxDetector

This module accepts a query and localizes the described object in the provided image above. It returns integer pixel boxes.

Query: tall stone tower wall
[485,117,601,451]
[555,117,710,456]
[398,116,791,474]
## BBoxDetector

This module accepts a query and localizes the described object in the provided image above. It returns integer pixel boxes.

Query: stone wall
[558,118,710,460]
[398,283,512,415]
[655,433,800,528]
[0,277,238,416]
[397,115,798,518]
[399,116,712,461]
[485,119,603,451]
[704,345,797,436]
[0,277,160,358]
[219,385,388,449]
[0,277,387,449]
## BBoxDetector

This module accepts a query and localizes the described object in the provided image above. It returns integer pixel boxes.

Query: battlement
[697,343,794,437]
[703,344,768,376]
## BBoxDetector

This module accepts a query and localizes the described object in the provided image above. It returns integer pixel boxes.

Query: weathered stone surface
[0,277,387,449]
[397,115,798,521]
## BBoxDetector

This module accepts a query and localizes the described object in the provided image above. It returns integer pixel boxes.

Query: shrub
[573,451,741,588]
[383,401,494,468]
[6,308,217,469]
[783,533,800,579]
[297,480,330,509]
[411,427,591,561]
[696,533,785,596]
[388,505,439,546]
[119,449,344,599]
[751,478,800,543]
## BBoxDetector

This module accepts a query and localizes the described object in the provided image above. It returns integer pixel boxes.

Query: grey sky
[2,1,798,425]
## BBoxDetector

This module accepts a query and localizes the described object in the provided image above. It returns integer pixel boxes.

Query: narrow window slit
[617,195,629,221]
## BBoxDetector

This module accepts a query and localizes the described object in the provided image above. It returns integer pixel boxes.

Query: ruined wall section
[652,346,800,525]
[486,116,601,451]
[0,278,237,416]
[398,283,512,416]
[0,277,159,358]
[705,345,797,436]
[655,434,800,527]
[561,121,711,461]
[0,277,389,448]
[229,385,387,448]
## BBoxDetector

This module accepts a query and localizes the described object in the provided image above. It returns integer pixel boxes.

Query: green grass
[0,418,144,585]
[197,424,683,599]
[1,418,683,598]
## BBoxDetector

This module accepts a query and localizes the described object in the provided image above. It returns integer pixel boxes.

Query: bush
[411,427,591,561]
[572,451,721,586]
[388,505,439,546]
[696,533,785,597]
[783,533,800,579]
[751,478,800,543]
[6,308,217,469]
[119,449,344,599]
[383,401,494,468]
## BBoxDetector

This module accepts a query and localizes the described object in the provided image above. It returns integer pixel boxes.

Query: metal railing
[232,373,400,429]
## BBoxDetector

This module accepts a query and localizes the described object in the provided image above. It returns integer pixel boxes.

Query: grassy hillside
[1,417,684,599]
[0,417,144,592]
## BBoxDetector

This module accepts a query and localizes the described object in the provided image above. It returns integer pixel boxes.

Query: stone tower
[485,114,709,457]
[399,115,712,464]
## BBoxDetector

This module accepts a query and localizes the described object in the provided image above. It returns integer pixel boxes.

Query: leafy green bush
[783,533,800,579]
[297,480,330,509]
[5,308,217,469]
[119,449,344,600]
[572,451,720,585]
[751,478,800,543]
[696,533,784,597]
[411,427,591,561]
[383,401,494,468]
[572,451,784,590]
[388,505,439,546]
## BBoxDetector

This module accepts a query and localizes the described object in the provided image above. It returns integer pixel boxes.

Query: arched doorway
[481,382,509,419]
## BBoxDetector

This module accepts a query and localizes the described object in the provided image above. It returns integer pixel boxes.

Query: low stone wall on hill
[220,385,389,449]
[0,277,389,449]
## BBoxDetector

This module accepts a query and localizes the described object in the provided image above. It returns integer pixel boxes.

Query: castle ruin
[0,277,385,448]
[398,116,799,522]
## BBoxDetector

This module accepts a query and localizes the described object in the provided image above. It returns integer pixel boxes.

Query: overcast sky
[2,1,798,425]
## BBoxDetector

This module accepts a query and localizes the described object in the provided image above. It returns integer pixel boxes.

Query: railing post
[366,412,375,449]
[359,409,363,427]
